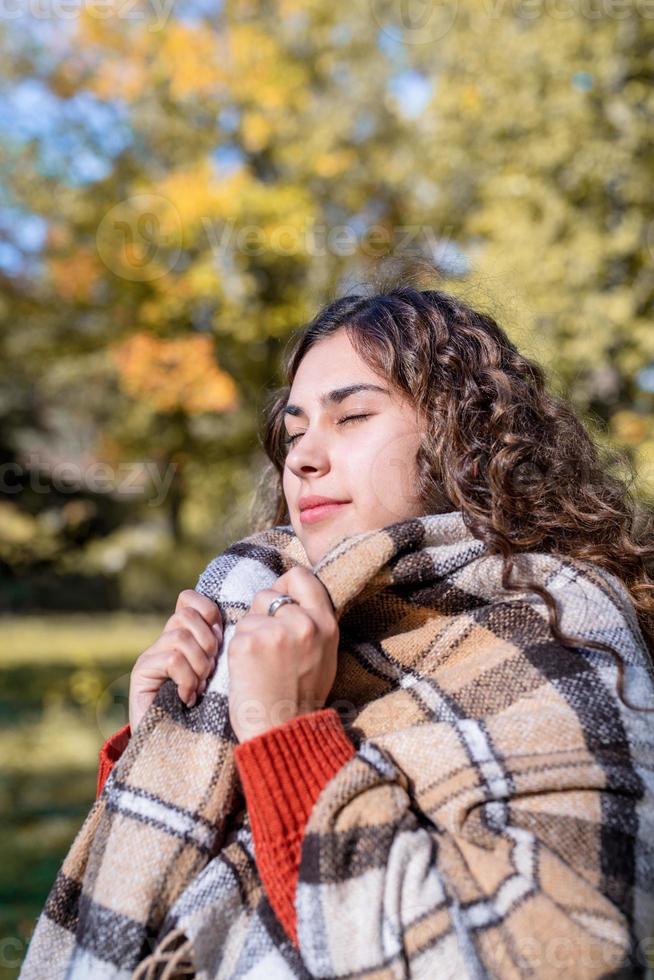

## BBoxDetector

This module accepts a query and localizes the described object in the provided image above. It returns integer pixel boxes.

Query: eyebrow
[283,383,390,419]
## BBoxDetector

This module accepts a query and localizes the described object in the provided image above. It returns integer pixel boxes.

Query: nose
[285,427,330,477]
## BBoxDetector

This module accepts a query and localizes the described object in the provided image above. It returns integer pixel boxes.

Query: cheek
[365,425,417,475]
[282,464,295,500]
[364,427,421,510]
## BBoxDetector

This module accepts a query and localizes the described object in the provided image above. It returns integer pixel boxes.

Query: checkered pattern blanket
[18,511,654,978]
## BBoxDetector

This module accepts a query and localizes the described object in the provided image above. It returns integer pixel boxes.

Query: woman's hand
[228,566,339,743]
[128,589,223,732]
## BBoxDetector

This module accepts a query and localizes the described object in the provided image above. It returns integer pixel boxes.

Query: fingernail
[187,694,196,707]
[199,679,207,694]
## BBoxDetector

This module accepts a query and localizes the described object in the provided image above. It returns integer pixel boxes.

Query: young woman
[96,275,654,978]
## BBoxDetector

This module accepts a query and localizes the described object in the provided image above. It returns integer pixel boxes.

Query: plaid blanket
[18,510,654,978]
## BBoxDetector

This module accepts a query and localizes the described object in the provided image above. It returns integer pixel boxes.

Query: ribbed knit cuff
[96,722,131,798]
[233,707,356,836]
[233,707,356,945]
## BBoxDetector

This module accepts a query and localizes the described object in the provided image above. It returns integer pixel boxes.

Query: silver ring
[268,594,298,617]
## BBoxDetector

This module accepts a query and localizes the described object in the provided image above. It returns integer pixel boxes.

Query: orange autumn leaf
[50,250,102,303]
[111,332,239,414]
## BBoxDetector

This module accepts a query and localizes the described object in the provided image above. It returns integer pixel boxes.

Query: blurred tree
[0,0,652,611]
[401,7,654,480]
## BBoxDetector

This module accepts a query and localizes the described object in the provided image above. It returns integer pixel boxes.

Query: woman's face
[282,329,427,566]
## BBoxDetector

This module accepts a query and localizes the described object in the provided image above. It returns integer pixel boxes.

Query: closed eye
[284,413,370,446]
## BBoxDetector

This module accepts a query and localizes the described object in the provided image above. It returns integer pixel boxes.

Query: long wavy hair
[133,261,654,978]
[249,261,654,715]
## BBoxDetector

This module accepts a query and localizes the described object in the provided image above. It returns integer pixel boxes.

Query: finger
[173,606,220,659]
[141,641,203,706]
[162,627,214,683]
[246,589,302,619]
[233,610,291,632]
[235,605,318,643]
[250,569,334,619]
[278,566,335,614]
[175,589,223,631]
[245,589,323,639]
[164,649,203,706]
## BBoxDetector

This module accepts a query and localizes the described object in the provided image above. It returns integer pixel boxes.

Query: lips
[299,500,350,524]
[298,495,350,512]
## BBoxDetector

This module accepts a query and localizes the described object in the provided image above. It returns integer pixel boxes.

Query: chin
[297,531,330,567]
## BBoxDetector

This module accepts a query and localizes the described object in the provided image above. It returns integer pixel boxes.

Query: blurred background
[1,0,653,973]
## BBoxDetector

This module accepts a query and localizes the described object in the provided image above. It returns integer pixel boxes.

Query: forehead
[293,329,366,374]
[288,330,381,397]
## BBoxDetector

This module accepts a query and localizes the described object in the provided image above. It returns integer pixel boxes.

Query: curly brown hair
[132,260,654,979]
[248,258,654,715]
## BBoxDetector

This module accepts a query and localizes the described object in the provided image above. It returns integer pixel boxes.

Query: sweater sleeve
[232,707,356,947]
[96,722,131,798]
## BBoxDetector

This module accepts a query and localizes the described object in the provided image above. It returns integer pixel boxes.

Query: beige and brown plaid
[18,511,654,978]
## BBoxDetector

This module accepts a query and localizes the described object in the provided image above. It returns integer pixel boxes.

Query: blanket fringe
[131,927,196,979]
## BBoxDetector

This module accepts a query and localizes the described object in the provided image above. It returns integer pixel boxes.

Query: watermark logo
[96,194,183,282]
[370,0,459,44]
[96,671,131,741]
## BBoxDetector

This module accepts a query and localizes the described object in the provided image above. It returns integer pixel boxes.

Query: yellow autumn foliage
[157,23,229,101]
[241,112,274,153]
[313,148,357,179]
[76,11,150,101]
[154,163,248,233]
[610,410,650,446]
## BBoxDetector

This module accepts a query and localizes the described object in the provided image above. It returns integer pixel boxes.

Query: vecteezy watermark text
[0,0,175,30]
[1,458,178,507]
[201,218,454,259]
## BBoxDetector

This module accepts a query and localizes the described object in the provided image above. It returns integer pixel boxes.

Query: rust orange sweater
[96,708,356,947]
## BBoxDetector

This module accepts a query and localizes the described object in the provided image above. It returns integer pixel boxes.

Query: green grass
[0,612,164,978]
[1,612,164,667]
